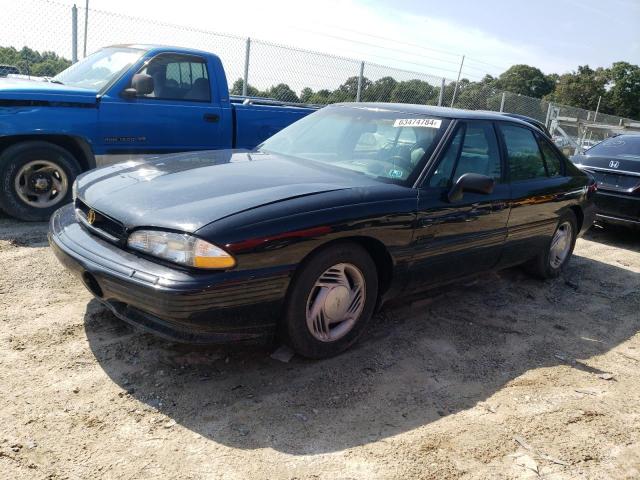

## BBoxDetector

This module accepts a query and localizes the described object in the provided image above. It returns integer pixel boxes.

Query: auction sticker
[393,118,442,128]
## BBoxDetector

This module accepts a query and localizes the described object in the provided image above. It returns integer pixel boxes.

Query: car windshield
[586,135,640,160]
[258,106,449,184]
[53,47,145,91]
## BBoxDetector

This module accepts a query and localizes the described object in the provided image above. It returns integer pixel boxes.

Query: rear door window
[537,135,564,177]
[499,124,547,181]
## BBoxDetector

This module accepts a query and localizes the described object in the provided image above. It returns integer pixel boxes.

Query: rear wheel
[0,141,81,221]
[525,211,578,279]
[282,242,378,359]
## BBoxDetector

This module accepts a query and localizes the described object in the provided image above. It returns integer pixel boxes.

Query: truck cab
[0,45,316,221]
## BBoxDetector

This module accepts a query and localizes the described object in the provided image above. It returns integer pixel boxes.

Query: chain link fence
[2,0,638,152]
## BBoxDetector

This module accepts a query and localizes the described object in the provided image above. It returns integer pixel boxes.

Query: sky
[2,0,639,86]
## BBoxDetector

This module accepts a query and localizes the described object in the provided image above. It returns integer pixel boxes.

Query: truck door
[97,53,225,164]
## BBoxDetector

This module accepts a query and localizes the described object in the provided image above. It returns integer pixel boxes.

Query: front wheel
[0,141,81,221]
[525,211,578,279]
[282,242,379,359]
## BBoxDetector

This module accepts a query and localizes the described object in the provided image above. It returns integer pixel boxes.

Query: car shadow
[583,223,639,253]
[84,254,640,455]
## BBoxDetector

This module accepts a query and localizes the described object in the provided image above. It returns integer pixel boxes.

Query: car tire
[282,242,379,359]
[525,210,578,279]
[0,141,81,222]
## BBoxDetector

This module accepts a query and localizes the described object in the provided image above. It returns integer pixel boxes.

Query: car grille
[583,169,640,193]
[75,198,127,243]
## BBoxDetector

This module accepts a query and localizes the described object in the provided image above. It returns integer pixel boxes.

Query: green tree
[497,64,554,98]
[362,76,397,102]
[544,65,607,111]
[604,62,640,119]
[390,79,437,104]
[265,83,299,103]
[300,87,314,103]
[334,75,372,100]
[0,46,70,76]
[307,89,332,104]
[229,78,260,96]
[455,75,500,110]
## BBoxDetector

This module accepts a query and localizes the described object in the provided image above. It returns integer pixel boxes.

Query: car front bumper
[594,190,640,227]
[49,204,292,344]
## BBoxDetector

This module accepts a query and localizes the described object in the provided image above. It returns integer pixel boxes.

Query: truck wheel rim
[306,263,366,342]
[549,221,572,269]
[14,160,69,209]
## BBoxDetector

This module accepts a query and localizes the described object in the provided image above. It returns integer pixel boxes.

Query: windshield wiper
[44,77,64,85]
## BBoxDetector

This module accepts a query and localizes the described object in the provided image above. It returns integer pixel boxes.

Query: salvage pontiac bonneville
[49,104,596,358]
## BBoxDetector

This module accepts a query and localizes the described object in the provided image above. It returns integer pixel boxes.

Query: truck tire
[0,141,81,222]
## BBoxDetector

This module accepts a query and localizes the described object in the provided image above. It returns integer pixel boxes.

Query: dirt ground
[0,212,639,480]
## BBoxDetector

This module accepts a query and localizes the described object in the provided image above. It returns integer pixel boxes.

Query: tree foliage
[544,65,608,112]
[0,46,70,77]
[496,64,555,98]
[603,62,640,119]
[2,45,639,119]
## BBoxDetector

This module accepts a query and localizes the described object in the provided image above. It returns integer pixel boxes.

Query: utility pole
[71,4,78,63]
[450,55,465,107]
[83,0,89,57]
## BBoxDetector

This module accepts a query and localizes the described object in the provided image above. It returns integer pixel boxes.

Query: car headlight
[127,230,236,269]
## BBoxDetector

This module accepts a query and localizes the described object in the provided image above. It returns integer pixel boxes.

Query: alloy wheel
[549,221,573,269]
[305,262,366,342]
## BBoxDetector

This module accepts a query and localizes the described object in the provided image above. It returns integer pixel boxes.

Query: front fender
[0,103,98,142]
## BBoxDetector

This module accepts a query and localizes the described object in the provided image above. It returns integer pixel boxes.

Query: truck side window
[138,54,210,102]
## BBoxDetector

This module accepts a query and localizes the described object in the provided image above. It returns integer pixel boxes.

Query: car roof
[104,44,218,59]
[611,133,640,138]
[332,102,544,130]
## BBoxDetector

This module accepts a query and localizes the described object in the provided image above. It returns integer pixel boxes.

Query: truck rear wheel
[0,141,81,222]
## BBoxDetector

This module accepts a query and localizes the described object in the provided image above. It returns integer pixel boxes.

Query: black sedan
[571,134,640,228]
[49,104,596,358]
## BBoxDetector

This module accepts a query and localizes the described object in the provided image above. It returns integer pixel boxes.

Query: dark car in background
[0,65,20,77]
[571,134,640,228]
[50,104,596,359]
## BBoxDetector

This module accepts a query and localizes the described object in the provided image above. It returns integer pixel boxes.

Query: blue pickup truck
[0,45,316,221]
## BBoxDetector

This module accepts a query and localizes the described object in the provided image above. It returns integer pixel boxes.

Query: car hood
[76,150,382,232]
[571,154,640,174]
[0,77,97,104]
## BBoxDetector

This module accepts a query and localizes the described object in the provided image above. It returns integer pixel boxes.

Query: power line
[288,27,491,79]
[291,24,509,74]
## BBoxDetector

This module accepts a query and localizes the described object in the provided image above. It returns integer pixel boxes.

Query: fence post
[71,4,78,63]
[356,61,365,102]
[450,55,465,107]
[593,95,601,123]
[499,92,506,112]
[545,102,553,128]
[242,37,251,97]
[438,77,445,106]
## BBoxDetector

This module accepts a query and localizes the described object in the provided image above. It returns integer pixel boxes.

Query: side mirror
[447,173,495,202]
[122,73,154,98]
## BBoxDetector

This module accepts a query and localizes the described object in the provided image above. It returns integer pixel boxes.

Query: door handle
[203,113,220,123]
